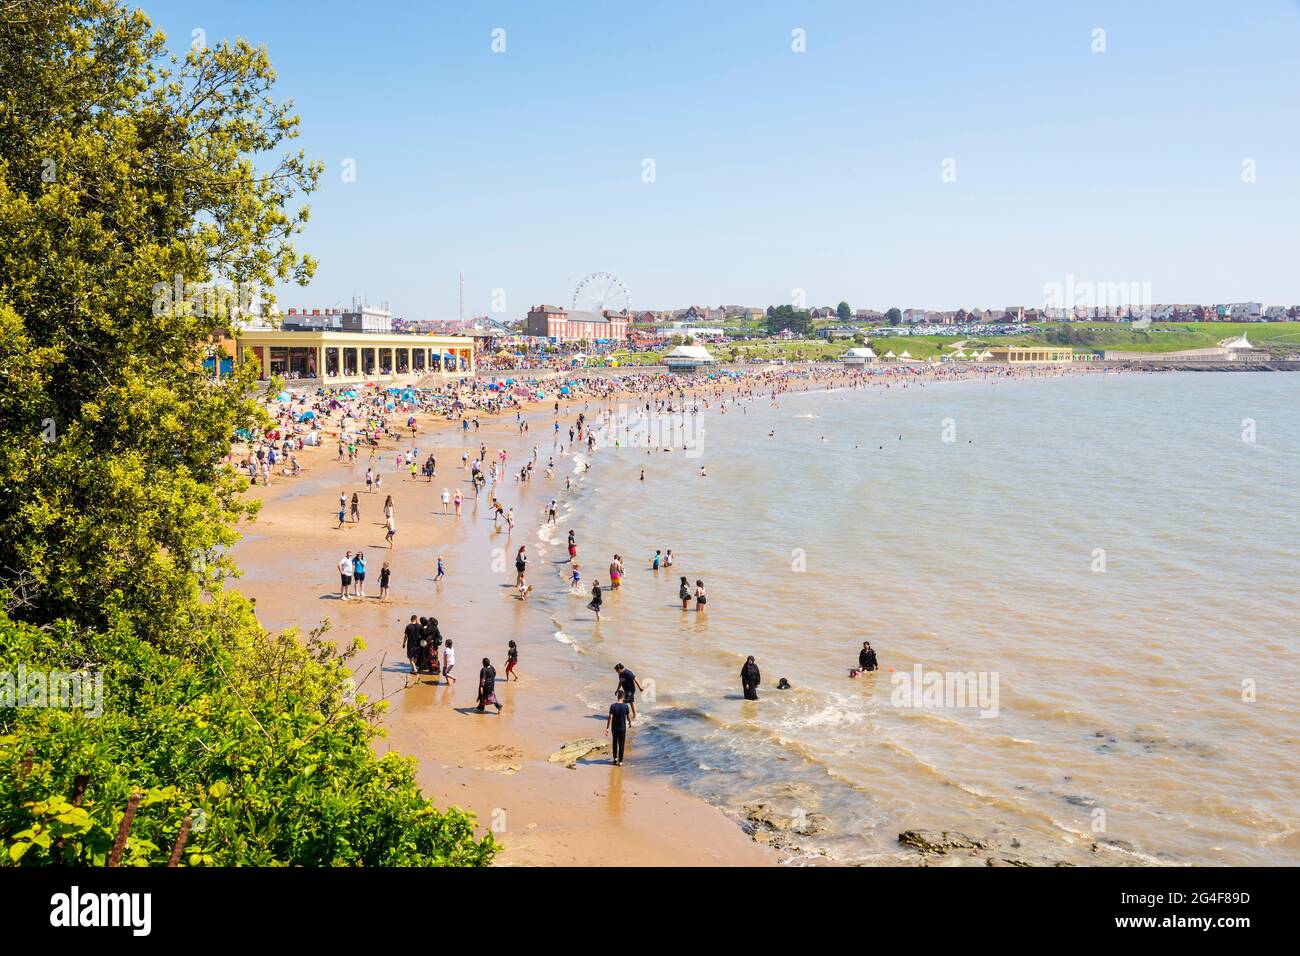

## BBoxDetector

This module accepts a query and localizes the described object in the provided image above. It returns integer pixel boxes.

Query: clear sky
[146,0,1300,318]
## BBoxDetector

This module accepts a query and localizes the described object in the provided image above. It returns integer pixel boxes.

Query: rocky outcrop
[547,738,609,768]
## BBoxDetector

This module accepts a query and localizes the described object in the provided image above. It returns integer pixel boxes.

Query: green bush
[0,598,495,866]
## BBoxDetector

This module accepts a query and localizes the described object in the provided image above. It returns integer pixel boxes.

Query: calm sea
[527,371,1300,865]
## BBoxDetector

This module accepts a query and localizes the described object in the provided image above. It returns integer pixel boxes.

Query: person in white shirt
[338,552,353,601]
[442,640,456,685]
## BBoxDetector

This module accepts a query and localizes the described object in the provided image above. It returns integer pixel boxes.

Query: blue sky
[147,0,1300,317]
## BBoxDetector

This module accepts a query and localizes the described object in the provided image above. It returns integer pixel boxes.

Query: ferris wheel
[572,272,631,314]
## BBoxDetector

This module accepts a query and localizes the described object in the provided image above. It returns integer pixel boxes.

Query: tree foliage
[0,0,495,866]
[765,304,811,335]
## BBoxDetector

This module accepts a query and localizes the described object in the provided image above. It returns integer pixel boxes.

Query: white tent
[884,349,897,359]
[1223,335,1254,350]
[898,349,913,360]
[841,347,877,365]
[664,344,717,369]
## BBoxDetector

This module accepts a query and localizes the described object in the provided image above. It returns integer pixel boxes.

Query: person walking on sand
[505,640,519,681]
[694,579,707,612]
[383,494,393,525]
[337,499,346,529]
[588,580,603,621]
[435,554,445,581]
[679,575,691,610]
[379,560,391,600]
[476,658,503,713]
[350,492,360,524]
[613,663,646,719]
[441,639,456,685]
[338,552,353,601]
[605,688,632,766]
[385,513,396,547]
[741,655,761,700]
[454,489,463,517]
[441,488,450,514]
[365,467,374,493]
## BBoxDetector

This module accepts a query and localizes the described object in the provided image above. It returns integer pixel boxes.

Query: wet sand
[232,402,773,866]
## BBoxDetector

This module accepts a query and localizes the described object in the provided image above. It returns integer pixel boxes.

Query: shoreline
[230,361,1140,866]
[232,391,776,866]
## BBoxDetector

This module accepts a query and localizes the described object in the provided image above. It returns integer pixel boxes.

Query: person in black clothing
[741,655,761,700]
[476,658,502,713]
[605,689,632,766]
[419,617,442,673]
[403,615,422,674]
[613,663,646,719]
[859,641,878,672]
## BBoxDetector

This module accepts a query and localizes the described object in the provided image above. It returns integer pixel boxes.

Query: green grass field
[608,323,1300,364]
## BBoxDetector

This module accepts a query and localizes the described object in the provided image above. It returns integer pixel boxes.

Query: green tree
[0,0,494,867]
[836,301,852,322]
[886,307,902,326]
[765,304,811,336]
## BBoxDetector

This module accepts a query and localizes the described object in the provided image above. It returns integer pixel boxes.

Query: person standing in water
[741,655,761,700]
[694,579,707,612]
[605,688,632,767]
[859,641,878,672]
[679,575,691,610]
[515,546,527,587]
[588,580,603,621]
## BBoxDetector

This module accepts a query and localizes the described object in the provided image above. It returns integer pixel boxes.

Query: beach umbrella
[560,385,570,395]
[275,390,291,402]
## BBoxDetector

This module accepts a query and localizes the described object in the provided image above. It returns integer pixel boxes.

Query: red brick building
[526,305,629,342]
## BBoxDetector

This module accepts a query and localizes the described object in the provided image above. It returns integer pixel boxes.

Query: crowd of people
[237,358,1094,771]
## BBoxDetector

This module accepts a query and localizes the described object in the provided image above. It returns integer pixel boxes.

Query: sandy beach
[232,395,773,866]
